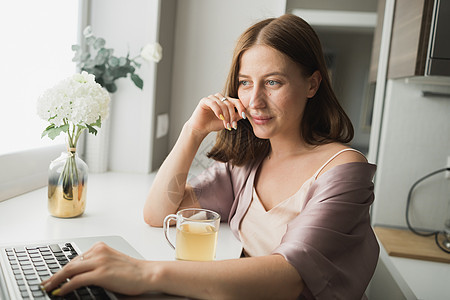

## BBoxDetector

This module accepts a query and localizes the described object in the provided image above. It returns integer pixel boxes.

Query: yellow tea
[163,208,221,261]
[175,222,218,261]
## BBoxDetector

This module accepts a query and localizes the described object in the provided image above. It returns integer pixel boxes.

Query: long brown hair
[207,14,353,166]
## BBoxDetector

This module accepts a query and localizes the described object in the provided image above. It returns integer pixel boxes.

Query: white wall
[89,0,159,173]
[168,0,287,148]
[372,78,450,230]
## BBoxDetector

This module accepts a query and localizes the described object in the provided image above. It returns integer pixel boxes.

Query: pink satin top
[189,150,378,299]
[239,149,362,257]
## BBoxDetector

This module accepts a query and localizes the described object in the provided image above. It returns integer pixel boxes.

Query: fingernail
[51,288,61,296]
[219,114,225,121]
[232,121,237,130]
[241,112,246,119]
[40,282,50,291]
[226,123,231,131]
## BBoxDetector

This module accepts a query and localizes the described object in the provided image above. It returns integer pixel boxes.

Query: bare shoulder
[316,143,367,178]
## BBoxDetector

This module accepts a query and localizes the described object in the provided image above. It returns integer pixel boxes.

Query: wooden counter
[374,226,450,263]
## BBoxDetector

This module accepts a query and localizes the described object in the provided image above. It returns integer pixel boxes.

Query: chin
[252,128,273,140]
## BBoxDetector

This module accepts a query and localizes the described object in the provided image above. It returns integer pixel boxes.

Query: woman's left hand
[41,242,152,297]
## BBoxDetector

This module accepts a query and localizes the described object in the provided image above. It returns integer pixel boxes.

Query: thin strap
[313,148,364,179]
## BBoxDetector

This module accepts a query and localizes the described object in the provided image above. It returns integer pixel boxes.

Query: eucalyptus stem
[59,148,80,201]
[58,119,82,201]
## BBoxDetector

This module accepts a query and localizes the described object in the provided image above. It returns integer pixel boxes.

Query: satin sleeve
[188,161,235,221]
[273,162,379,300]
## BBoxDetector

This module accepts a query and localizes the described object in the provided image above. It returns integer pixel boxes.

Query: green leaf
[91,117,102,128]
[108,56,119,67]
[41,124,69,140]
[41,124,55,138]
[131,74,143,89]
[93,38,106,49]
[109,66,127,79]
[102,72,115,84]
[72,44,81,51]
[98,47,109,57]
[83,58,97,69]
[86,117,101,135]
[95,49,110,65]
[72,50,82,62]
[105,48,114,57]
[86,36,96,46]
[94,56,106,66]
[86,124,98,135]
[105,83,117,93]
[119,57,127,66]
[81,52,90,61]
[132,61,142,68]
[90,67,106,87]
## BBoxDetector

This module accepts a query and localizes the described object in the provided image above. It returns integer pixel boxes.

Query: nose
[248,84,266,109]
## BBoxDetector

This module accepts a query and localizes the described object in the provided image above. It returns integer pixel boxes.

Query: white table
[0,172,242,261]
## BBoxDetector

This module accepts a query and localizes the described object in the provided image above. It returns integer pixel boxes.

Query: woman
[43,14,378,299]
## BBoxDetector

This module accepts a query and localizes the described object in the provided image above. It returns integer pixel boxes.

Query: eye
[266,80,279,86]
[239,80,250,86]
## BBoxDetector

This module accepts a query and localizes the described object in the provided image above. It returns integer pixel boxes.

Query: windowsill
[0,144,67,202]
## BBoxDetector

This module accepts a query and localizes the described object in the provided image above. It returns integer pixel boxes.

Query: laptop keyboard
[4,242,110,299]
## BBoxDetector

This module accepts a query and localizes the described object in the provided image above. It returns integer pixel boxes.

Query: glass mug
[163,208,220,261]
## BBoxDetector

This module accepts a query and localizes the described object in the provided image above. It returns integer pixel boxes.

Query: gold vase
[48,149,88,218]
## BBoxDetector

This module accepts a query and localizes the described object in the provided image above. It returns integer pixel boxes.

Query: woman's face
[237,45,320,140]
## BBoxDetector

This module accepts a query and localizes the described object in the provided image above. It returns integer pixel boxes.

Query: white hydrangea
[37,71,110,126]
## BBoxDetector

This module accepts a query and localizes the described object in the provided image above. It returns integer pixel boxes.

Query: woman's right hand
[186,93,246,137]
[144,93,246,226]
[41,242,153,297]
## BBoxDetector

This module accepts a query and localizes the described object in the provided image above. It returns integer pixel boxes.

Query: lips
[250,114,272,125]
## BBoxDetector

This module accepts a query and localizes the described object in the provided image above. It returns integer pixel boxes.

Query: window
[0,0,83,201]
[0,0,80,155]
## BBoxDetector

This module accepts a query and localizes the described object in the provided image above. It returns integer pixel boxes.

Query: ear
[306,70,322,98]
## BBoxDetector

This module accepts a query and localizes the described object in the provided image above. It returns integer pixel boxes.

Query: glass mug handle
[163,214,177,250]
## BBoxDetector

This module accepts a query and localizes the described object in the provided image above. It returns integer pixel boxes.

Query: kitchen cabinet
[387,0,434,79]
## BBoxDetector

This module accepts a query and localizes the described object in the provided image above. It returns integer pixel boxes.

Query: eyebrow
[238,72,287,78]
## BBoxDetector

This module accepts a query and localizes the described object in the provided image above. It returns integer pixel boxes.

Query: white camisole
[238,148,362,257]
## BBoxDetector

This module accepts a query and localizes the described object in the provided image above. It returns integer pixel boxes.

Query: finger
[211,94,231,124]
[43,242,111,292]
[56,271,100,296]
[216,93,241,130]
[215,93,235,130]
[231,97,247,120]
[203,95,230,130]
[71,253,87,263]
[220,96,246,130]
[43,257,94,292]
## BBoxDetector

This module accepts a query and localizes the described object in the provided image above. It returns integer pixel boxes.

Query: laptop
[0,236,185,300]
